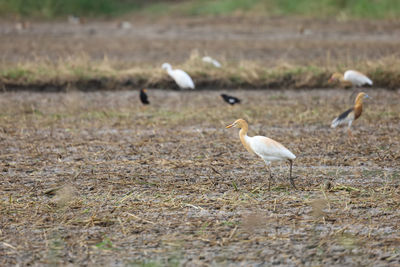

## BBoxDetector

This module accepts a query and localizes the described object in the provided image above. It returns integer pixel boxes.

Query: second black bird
[221,94,240,105]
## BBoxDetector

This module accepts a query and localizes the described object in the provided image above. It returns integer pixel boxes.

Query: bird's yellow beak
[226,123,234,129]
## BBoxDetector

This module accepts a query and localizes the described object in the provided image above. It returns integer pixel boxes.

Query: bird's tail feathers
[331,117,343,128]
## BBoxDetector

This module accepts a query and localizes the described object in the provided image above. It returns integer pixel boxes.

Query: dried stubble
[0,89,399,266]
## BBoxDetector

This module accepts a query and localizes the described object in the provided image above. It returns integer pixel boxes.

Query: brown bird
[331,92,370,137]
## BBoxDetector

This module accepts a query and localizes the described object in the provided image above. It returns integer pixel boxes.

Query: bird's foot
[268,176,274,191]
[287,174,300,190]
[289,178,297,190]
[347,130,354,139]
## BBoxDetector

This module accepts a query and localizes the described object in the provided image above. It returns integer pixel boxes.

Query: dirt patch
[0,89,399,265]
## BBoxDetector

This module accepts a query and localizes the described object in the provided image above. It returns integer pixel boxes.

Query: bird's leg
[347,128,354,139]
[265,162,274,190]
[268,170,273,191]
[349,89,358,104]
[288,159,296,189]
[346,120,354,142]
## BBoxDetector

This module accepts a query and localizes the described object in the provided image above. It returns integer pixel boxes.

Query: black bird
[221,94,240,105]
[140,89,150,105]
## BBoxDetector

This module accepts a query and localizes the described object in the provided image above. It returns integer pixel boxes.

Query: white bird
[202,56,221,68]
[331,92,369,137]
[329,70,373,88]
[161,63,195,89]
[226,119,296,189]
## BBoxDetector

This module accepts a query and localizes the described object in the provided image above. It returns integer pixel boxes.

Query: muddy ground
[1,16,400,66]
[0,89,399,266]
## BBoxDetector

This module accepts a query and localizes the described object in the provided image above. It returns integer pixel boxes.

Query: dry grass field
[1,17,400,89]
[1,89,399,266]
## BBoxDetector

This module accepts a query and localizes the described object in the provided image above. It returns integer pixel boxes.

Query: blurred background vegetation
[0,0,399,19]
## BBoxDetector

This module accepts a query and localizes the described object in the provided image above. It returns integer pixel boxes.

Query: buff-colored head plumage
[329,72,344,83]
[355,92,369,104]
[226,119,248,129]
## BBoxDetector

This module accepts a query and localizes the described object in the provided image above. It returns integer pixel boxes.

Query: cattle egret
[331,92,369,137]
[140,89,149,105]
[221,94,241,105]
[161,63,195,89]
[226,119,296,189]
[202,56,221,68]
[329,70,373,88]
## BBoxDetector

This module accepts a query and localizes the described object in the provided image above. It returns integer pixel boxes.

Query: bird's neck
[341,80,353,88]
[336,74,352,87]
[354,97,363,108]
[354,99,363,119]
[239,126,254,154]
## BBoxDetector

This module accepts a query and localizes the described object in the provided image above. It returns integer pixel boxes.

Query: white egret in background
[329,70,373,88]
[161,63,195,89]
[202,56,221,68]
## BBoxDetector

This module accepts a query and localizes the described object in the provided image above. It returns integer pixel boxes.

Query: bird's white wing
[344,70,373,86]
[331,109,355,128]
[248,136,296,161]
[211,59,221,68]
[202,56,221,68]
[170,69,195,89]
